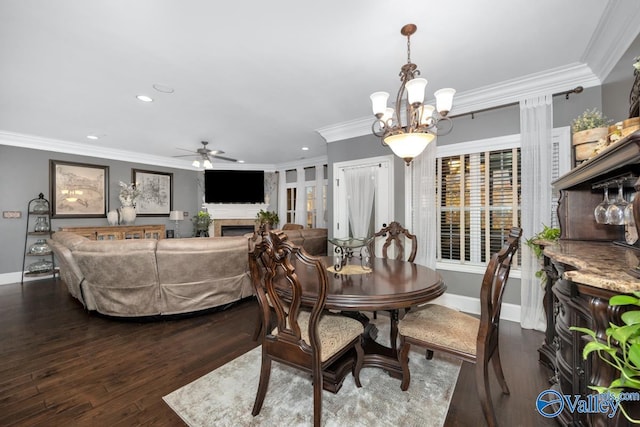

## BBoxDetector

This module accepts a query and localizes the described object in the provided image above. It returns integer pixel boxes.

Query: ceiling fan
[173,141,238,168]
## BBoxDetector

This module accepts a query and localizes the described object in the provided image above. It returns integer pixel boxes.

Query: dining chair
[396,226,522,427]
[368,221,417,320]
[370,221,417,263]
[249,228,364,427]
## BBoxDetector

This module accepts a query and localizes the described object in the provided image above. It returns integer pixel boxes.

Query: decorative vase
[118,206,136,225]
[28,239,51,255]
[33,216,50,232]
[31,198,49,214]
[107,210,119,226]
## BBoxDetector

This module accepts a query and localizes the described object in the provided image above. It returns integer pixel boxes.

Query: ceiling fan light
[203,159,213,169]
[370,92,390,117]
[434,88,456,115]
[192,159,200,168]
[406,78,427,106]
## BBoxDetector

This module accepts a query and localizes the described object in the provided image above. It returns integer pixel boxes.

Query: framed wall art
[132,169,173,216]
[50,160,109,218]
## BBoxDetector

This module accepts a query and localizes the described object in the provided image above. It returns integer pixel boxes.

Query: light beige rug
[163,319,461,426]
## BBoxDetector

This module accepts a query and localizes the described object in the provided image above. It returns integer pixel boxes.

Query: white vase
[118,206,136,225]
[107,210,119,226]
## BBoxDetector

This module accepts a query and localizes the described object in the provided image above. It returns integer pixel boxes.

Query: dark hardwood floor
[0,278,556,426]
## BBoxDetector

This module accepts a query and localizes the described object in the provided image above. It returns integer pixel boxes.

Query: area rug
[163,319,461,426]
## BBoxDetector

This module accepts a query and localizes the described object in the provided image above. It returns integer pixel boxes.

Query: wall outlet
[3,211,22,219]
[183,211,189,218]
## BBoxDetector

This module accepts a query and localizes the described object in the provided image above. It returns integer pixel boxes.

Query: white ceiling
[1,0,639,169]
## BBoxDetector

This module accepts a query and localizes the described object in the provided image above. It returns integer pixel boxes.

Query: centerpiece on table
[192,211,212,237]
[115,181,141,225]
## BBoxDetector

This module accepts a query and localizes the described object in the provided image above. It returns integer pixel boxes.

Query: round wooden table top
[286,256,446,312]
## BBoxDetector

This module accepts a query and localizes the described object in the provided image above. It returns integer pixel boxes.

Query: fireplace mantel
[203,203,267,237]
[203,203,268,220]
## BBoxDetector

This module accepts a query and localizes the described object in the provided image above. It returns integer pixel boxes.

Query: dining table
[276,255,446,393]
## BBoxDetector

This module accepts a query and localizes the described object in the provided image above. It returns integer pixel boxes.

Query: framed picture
[132,169,173,216]
[50,160,109,218]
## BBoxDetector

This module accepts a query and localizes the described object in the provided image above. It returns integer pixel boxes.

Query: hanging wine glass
[594,186,610,224]
[605,181,628,226]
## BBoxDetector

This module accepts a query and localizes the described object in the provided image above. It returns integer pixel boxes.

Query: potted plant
[256,209,279,228]
[192,211,212,237]
[525,224,560,284]
[571,293,640,423]
[571,108,611,165]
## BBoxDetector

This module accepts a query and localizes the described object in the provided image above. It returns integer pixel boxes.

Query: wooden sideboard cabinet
[57,224,165,240]
[540,131,640,426]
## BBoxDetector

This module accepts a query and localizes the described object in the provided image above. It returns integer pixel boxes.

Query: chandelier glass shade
[371,24,455,165]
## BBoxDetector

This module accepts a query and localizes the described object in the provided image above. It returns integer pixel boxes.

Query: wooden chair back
[370,221,417,262]
[478,226,522,359]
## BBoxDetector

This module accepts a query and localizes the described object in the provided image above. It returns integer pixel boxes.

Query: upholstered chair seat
[274,312,364,362]
[398,304,479,357]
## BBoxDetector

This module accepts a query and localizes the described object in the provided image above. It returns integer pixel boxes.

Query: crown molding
[581,0,640,81]
[0,131,277,171]
[317,62,601,143]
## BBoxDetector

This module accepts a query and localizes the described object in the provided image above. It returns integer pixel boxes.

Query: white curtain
[344,166,376,238]
[411,142,437,269]
[520,95,553,331]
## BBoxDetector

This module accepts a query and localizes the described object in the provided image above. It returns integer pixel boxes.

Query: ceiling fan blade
[172,154,198,158]
[175,147,197,153]
[212,154,237,162]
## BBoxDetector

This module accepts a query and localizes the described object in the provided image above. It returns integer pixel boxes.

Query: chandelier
[371,24,455,165]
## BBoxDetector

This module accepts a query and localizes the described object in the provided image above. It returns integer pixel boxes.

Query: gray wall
[0,145,200,276]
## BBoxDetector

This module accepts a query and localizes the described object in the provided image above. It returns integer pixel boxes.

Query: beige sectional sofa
[49,228,328,318]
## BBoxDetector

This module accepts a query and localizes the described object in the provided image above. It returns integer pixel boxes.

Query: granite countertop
[543,240,640,293]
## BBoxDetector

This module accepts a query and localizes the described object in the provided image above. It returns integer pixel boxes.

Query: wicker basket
[572,127,608,161]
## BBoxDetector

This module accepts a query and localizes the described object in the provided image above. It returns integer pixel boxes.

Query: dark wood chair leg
[252,311,262,341]
[252,355,272,416]
[313,363,323,427]
[353,339,364,388]
[491,350,510,394]
[475,359,498,427]
[398,339,411,391]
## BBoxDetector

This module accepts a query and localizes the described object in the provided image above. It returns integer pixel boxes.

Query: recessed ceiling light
[238,160,245,163]
[87,135,99,140]
[136,95,153,102]
[302,147,309,151]
[152,84,174,94]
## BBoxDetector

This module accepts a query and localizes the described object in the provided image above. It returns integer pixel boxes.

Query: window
[437,144,521,269]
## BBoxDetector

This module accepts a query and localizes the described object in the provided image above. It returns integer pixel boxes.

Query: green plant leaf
[611,324,640,345]
[629,344,640,369]
[623,311,640,326]
[570,326,597,339]
[611,295,640,306]
[582,340,616,358]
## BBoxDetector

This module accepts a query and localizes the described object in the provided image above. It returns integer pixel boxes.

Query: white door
[333,155,394,256]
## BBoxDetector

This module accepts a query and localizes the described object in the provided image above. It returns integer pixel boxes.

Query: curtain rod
[449,86,584,120]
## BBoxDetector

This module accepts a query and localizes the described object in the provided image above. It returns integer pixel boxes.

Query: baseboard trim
[429,292,521,325]
[0,271,55,286]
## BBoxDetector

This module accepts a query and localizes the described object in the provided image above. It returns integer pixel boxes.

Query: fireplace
[203,203,266,237]
[221,225,255,237]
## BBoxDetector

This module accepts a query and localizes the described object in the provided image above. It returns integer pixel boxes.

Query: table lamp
[169,210,184,238]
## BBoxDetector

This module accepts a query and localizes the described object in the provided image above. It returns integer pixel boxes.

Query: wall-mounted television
[204,170,264,203]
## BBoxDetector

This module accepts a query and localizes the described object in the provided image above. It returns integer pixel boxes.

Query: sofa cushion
[156,237,252,315]
[48,237,85,303]
[72,239,160,316]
